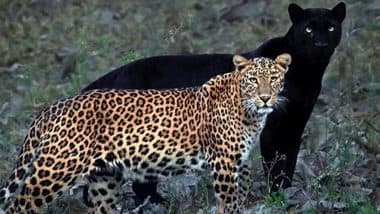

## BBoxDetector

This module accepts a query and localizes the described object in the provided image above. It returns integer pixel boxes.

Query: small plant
[167,197,177,214]
[121,50,144,64]
[62,55,90,96]
[197,176,212,214]
[94,35,113,57]
[264,191,287,209]
[0,124,15,151]
[26,82,50,108]
[303,207,318,214]
[343,192,377,214]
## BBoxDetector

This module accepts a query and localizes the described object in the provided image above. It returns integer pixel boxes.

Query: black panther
[82,2,346,203]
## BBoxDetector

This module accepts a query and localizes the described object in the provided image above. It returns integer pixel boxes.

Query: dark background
[0,0,379,213]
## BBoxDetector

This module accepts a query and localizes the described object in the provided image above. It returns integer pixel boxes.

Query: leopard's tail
[0,115,44,210]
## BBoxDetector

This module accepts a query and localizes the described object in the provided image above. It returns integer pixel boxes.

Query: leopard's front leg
[212,163,236,214]
[235,161,253,209]
[212,158,252,214]
[211,158,239,214]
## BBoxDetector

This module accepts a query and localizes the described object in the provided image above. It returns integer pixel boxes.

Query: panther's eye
[270,76,278,82]
[249,77,258,83]
[328,26,334,32]
[305,27,312,33]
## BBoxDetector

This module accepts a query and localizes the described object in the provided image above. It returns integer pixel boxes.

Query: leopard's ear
[233,55,249,69]
[275,53,292,73]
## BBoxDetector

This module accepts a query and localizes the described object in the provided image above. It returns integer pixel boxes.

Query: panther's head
[287,2,345,61]
[234,53,291,114]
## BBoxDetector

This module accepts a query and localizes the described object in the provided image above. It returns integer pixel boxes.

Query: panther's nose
[260,95,271,103]
[314,41,328,47]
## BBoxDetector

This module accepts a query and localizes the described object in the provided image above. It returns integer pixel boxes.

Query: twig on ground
[129,196,151,214]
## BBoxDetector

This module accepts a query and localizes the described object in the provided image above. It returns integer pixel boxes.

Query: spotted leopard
[0,54,291,214]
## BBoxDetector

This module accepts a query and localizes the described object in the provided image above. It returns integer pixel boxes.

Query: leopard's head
[233,53,291,113]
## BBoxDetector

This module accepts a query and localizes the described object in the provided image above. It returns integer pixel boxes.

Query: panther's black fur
[82,2,346,202]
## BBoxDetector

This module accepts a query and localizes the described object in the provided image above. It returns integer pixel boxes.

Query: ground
[0,0,379,213]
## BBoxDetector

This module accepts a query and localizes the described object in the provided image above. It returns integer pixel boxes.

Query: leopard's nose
[260,95,271,103]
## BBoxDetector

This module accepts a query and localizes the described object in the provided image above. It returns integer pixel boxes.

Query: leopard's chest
[241,112,269,161]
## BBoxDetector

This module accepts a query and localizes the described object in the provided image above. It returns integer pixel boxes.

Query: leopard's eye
[249,77,258,83]
[270,76,278,82]
[305,27,312,33]
[328,26,334,32]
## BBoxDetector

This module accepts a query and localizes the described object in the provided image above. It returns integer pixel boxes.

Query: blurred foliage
[0,0,379,213]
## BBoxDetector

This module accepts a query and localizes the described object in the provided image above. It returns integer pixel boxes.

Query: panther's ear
[288,3,304,23]
[233,55,249,69]
[275,53,292,73]
[331,2,346,23]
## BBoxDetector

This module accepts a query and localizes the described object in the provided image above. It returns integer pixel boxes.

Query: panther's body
[0,54,290,214]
